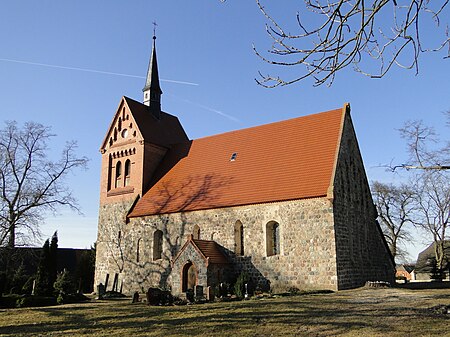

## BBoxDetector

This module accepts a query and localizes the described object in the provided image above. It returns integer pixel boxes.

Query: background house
[414,241,450,281]
[395,264,415,282]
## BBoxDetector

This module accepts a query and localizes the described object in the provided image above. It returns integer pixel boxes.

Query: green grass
[0,286,449,336]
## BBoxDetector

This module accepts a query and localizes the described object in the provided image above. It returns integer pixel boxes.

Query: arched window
[124,160,131,187]
[234,220,244,256]
[193,225,200,240]
[153,230,163,260]
[115,161,122,188]
[266,221,280,257]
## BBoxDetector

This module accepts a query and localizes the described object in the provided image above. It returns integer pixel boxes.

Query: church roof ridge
[192,106,343,142]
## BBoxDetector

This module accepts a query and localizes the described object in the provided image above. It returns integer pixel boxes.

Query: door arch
[182,261,197,292]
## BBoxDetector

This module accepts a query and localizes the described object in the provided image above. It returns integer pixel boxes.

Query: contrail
[0,57,236,122]
[0,57,199,86]
[167,93,241,123]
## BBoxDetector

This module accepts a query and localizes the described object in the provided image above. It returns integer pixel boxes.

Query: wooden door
[187,264,197,290]
[182,262,197,292]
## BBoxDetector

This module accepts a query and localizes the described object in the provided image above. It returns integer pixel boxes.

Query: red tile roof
[193,239,230,264]
[172,236,230,265]
[129,106,345,217]
[100,96,188,151]
[124,97,188,147]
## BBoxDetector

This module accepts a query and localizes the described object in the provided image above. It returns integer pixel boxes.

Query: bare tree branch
[254,0,449,87]
[396,115,450,171]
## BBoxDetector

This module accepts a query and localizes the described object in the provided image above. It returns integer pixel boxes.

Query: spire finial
[152,21,158,40]
[143,24,162,117]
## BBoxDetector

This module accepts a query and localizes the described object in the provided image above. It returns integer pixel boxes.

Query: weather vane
[152,21,158,39]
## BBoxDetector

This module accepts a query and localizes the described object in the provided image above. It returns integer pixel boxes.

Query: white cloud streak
[167,93,241,123]
[0,57,237,122]
[0,57,199,86]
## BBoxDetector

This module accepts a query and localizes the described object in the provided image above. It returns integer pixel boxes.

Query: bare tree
[396,115,449,271]
[253,0,449,87]
[0,121,88,247]
[413,170,449,272]
[372,181,415,262]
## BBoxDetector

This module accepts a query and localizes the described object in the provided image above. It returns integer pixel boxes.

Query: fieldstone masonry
[96,196,343,295]
[332,113,395,289]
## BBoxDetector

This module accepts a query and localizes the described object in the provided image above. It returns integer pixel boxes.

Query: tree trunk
[8,225,15,248]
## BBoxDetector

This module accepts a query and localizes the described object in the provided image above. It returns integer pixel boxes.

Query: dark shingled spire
[143,33,162,118]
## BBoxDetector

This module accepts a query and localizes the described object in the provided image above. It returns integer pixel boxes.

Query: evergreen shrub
[234,272,251,299]
[16,295,57,308]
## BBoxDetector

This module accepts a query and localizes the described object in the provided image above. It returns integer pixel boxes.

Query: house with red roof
[94,36,395,296]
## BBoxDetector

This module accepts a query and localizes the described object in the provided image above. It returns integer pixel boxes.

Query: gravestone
[104,274,109,291]
[206,286,215,302]
[195,285,204,301]
[186,289,194,303]
[132,291,139,303]
[147,287,162,305]
[97,283,105,299]
[146,287,173,305]
[219,283,228,298]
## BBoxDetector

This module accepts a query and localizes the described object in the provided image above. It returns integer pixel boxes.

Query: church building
[94,36,395,296]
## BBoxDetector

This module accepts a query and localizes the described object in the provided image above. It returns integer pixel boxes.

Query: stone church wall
[332,113,395,289]
[95,197,339,295]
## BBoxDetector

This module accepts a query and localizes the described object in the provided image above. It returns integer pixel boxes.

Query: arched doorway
[182,261,197,292]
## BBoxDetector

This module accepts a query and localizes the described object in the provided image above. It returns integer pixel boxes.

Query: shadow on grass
[0,292,447,336]
[396,281,450,290]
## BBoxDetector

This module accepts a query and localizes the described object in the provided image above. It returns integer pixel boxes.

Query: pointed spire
[143,25,162,118]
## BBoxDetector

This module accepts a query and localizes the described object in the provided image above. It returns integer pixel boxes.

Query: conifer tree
[34,232,58,296]
[49,231,58,291]
[34,239,51,296]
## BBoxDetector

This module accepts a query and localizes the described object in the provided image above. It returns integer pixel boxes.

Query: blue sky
[1,1,448,261]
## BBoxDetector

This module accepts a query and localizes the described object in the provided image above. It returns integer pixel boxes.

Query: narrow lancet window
[234,220,244,256]
[124,159,131,187]
[266,221,280,256]
[153,230,163,260]
[115,161,122,188]
[193,225,200,240]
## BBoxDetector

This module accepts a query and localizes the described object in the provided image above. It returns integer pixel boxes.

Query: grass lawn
[0,286,449,336]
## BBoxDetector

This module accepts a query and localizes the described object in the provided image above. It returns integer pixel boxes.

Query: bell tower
[142,27,162,119]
